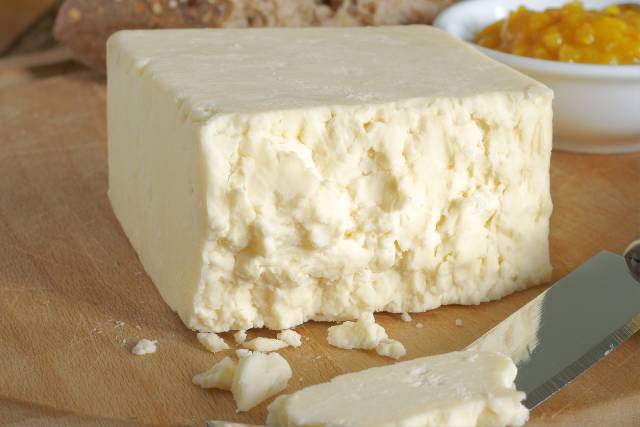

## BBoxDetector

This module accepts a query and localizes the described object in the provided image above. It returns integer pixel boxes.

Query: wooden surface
[0,47,78,89]
[0,72,639,426]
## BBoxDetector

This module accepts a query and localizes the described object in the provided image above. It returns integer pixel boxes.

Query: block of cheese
[266,350,529,427]
[107,26,553,333]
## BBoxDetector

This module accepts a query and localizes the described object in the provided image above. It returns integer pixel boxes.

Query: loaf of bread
[53,0,452,70]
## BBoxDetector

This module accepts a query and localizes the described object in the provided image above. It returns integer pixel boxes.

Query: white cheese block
[232,351,292,412]
[107,26,553,333]
[197,332,230,353]
[193,356,236,390]
[266,351,528,427]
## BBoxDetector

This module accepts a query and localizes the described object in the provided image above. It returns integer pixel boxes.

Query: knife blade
[468,248,640,409]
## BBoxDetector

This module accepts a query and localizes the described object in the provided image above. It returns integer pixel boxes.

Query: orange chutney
[475,2,640,64]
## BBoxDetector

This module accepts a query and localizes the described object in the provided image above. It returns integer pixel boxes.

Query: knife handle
[624,239,640,282]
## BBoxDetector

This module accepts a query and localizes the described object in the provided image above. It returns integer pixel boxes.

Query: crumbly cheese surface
[197,332,230,353]
[131,339,157,355]
[193,356,236,390]
[232,351,292,412]
[267,351,529,427]
[107,26,553,333]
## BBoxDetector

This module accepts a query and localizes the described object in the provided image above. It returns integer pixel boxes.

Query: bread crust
[54,0,452,70]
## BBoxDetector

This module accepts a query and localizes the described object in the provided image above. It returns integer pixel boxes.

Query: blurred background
[0,0,77,88]
[0,0,452,88]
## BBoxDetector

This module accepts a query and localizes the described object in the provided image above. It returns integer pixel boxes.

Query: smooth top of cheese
[107,26,547,119]
[267,350,529,427]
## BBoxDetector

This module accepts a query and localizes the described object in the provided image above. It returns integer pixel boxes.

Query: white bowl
[434,0,640,154]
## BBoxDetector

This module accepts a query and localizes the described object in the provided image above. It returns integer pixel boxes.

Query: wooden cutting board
[1,72,639,427]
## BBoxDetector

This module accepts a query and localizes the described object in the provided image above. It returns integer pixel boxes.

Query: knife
[469,241,640,409]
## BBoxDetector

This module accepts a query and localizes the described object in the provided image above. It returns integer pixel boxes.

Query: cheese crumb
[197,332,230,353]
[233,329,247,344]
[277,330,302,347]
[192,356,236,390]
[232,352,292,412]
[375,338,407,360]
[236,349,252,359]
[416,322,424,329]
[400,313,412,322]
[131,339,157,355]
[455,319,464,327]
[327,313,387,350]
[243,337,289,352]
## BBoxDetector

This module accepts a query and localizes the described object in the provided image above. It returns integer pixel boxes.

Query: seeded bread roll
[53,0,452,71]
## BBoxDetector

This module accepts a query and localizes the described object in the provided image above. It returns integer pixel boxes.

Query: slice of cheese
[193,356,236,390]
[232,351,292,412]
[107,26,553,333]
[266,351,528,427]
[207,422,255,427]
